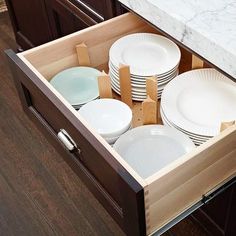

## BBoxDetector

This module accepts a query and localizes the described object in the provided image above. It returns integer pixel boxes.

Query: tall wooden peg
[142,96,157,125]
[76,43,91,66]
[192,54,204,69]
[146,77,157,102]
[220,120,235,132]
[146,77,159,123]
[97,71,113,98]
[118,64,132,108]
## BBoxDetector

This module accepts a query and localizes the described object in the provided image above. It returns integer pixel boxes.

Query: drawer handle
[57,129,80,153]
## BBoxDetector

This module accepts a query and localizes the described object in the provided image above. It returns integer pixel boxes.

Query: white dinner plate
[113,125,195,178]
[160,109,209,144]
[109,33,181,76]
[159,116,205,146]
[109,61,179,80]
[109,67,178,87]
[111,83,163,100]
[110,75,165,92]
[160,107,210,141]
[161,69,236,136]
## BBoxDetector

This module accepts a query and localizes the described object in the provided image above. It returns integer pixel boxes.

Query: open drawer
[6,13,236,236]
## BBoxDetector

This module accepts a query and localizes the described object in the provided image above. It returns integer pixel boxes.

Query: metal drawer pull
[57,129,78,152]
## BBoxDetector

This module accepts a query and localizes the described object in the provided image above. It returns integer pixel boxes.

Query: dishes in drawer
[78,98,132,145]
[161,68,236,145]
[113,125,195,179]
[50,66,100,109]
[9,12,236,236]
[109,33,180,101]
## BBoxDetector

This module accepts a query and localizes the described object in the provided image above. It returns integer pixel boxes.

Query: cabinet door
[192,183,236,236]
[45,0,98,39]
[5,0,53,49]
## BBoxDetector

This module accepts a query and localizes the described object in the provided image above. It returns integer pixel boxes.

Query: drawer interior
[18,12,236,235]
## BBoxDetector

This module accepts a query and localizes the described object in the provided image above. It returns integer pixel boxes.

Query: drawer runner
[152,176,236,236]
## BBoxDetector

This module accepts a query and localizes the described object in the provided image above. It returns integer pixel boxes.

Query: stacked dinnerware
[50,67,101,109]
[109,33,181,101]
[161,68,236,146]
[78,99,132,145]
[113,125,195,179]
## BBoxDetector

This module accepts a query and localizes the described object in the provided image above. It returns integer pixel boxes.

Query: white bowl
[104,125,132,144]
[78,99,132,138]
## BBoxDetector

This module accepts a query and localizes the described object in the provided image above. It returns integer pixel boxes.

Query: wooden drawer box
[6,13,236,236]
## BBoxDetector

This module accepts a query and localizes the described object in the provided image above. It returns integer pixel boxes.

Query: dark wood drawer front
[6,49,146,236]
[45,0,98,39]
[69,0,114,20]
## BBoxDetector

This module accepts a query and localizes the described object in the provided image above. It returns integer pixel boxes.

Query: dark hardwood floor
[0,11,208,236]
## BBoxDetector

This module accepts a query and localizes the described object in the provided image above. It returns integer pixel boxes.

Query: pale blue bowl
[50,67,100,106]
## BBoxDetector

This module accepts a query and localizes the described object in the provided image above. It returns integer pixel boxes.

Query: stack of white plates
[78,99,132,145]
[161,69,236,146]
[109,33,181,101]
[113,125,195,179]
[50,67,101,109]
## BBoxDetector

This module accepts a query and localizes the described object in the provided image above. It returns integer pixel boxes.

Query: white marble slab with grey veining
[119,0,236,79]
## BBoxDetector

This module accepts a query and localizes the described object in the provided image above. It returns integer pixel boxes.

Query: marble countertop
[118,0,236,80]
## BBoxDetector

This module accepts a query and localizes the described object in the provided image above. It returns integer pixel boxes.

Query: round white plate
[160,107,210,141]
[111,86,162,102]
[50,67,100,106]
[160,117,205,146]
[112,83,163,99]
[161,109,209,143]
[109,33,181,76]
[109,67,178,87]
[110,75,165,92]
[161,69,236,136]
[109,61,179,80]
[113,125,195,179]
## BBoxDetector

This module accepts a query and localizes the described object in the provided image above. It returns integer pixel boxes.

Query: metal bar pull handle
[58,129,78,152]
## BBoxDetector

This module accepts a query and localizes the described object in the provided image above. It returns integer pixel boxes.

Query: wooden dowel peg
[220,121,235,132]
[119,64,132,108]
[146,77,157,102]
[142,96,157,125]
[97,71,113,98]
[192,54,204,69]
[146,77,160,123]
[76,43,91,66]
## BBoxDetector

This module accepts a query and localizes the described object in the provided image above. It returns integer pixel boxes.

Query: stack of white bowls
[161,68,236,146]
[109,33,181,101]
[78,99,132,145]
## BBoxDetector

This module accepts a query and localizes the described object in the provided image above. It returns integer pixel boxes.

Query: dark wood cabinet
[5,0,53,49]
[5,0,121,50]
[45,0,97,39]
[192,183,236,236]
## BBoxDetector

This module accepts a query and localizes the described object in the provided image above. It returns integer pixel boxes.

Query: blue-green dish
[50,67,100,106]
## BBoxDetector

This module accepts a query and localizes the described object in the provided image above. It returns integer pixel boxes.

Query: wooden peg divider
[118,64,132,108]
[146,77,157,102]
[192,54,204,69]
[76,43,91,66]
[220,121,235,132]
[97,71,113,98]
[146,77,160,123]
[142,95,157,125]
